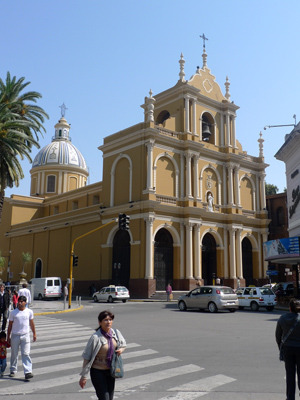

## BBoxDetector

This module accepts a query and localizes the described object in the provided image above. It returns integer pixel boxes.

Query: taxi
[235,287,276,311]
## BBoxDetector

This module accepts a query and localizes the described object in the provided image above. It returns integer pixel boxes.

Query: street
[0,301,287,399]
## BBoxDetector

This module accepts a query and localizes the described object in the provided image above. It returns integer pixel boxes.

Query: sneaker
[25,373,33,380]
[9,372,15,377]
[0,373,3,377]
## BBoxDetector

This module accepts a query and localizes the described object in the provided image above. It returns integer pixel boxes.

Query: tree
[21,252,32,273]
[265,183,279,196]
[0,72,49,222]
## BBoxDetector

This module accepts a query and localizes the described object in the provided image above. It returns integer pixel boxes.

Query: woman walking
[79,310,126,400]
[276,298,300,400]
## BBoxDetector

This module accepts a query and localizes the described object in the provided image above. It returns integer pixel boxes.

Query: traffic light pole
[68,218,117,309]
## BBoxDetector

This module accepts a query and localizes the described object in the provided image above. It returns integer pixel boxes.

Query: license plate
[268,303,272,305]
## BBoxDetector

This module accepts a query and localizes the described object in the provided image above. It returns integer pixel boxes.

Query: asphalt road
[1,300,288,399]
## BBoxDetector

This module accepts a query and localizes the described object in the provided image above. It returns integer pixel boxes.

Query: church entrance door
[242,237,253,286]
[112,230,130,288]
[154,228,173,291]
[202,233,217,285]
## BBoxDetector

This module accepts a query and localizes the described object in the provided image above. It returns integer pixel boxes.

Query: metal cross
[200,33,209,49]
[59,103,68,118]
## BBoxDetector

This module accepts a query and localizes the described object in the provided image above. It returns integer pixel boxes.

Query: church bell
[202,121,211,141]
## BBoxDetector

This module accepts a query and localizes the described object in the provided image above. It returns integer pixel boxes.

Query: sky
[2,0,300,197]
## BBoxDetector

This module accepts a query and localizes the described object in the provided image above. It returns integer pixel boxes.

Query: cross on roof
[59,103,68,118]
[200,33,209,49]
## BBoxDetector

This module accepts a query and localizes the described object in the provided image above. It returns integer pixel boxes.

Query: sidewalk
[30,299,83,315]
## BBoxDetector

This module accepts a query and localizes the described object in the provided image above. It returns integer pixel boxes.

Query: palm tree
[0,250,5,283]
[21,252,32,273]
[0,72,48,222]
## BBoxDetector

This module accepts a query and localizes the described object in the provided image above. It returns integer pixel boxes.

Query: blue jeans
[90,368,115,400]
[10,333,32,375]
[0,358,7,374]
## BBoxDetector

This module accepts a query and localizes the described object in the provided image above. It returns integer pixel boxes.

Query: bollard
[79,296,81,306]
[76,295,78,305]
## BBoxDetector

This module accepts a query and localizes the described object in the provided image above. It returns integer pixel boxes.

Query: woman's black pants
[283,346,300,400]
[90,368,115,400]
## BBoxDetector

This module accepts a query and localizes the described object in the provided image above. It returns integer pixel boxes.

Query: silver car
[178,286,238,313]
[93,285,130,303]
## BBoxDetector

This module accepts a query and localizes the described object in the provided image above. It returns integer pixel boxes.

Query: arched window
[277,207,285,226]
[201,112,214,143]
[156,110,170,125]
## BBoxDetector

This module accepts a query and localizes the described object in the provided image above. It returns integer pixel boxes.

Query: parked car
[177,286,238,313]
[272,282,295,297]
[93,285,130,303]
[235,287,276,311]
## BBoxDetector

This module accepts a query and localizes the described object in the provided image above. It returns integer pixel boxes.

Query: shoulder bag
[110,329,124,378]
[279,315,300,361]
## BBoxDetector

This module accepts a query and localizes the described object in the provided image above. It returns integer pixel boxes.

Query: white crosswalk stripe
[1,316,237,398]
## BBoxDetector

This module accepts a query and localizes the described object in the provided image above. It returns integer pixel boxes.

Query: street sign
[266,270,278,275]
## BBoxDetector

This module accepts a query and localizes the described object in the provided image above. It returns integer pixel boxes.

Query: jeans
[90,368,115,400]
[283,346,300,400]
[0,358,7,374]
[0,308,8,331]
[10,333,32,375]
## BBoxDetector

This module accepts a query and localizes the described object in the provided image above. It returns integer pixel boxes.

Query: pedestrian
[12,290,18,309]
[18,283,31,307]
[0,330,11,377]
[6,295,36,380]
[79,310,126,400]
[64,284,68,301]
[0,284,10,331]
[275,298,300,400]
[216,277,221,285]
[166,283,172,301]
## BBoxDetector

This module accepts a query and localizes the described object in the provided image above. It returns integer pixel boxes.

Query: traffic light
[118,213,130,230]
[73,255,79,267]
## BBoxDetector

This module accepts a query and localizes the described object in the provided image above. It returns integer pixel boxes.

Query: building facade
[0,50,270,297]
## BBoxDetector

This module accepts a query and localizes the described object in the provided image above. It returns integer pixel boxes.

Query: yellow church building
[0,48,270,297]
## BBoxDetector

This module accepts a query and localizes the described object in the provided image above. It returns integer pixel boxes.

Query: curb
[33,305,83,316]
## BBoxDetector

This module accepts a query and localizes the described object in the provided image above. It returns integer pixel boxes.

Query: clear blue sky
[3,0,300,197]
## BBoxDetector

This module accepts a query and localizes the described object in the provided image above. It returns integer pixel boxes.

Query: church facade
[0,50,270,297]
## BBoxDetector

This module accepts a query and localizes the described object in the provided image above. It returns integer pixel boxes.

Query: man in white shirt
[18,283,31,307]
[7,295,36,380]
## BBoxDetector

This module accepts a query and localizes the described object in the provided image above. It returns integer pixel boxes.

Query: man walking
[0,284,10,331]
[7,295,36,380]
[18,283,31,307]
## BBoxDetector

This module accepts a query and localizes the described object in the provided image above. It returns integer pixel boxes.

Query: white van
[30,277,62,300]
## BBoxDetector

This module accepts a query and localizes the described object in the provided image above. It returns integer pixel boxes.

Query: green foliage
[21,252,32,272]
[0,250,5,272]
[265,183,279,196]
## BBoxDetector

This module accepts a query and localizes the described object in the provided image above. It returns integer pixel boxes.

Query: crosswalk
[0,316,237,398]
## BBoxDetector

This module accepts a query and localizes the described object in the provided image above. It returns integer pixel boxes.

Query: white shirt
[18,288,31,305]
[9,308,34,335]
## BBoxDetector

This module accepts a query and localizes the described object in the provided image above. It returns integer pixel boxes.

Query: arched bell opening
[201,113,214,143]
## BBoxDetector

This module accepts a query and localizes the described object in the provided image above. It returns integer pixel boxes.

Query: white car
[236,287,277,311]
[93,285,130,303]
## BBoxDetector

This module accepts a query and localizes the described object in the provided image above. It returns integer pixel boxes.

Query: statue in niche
[207,192,214,212]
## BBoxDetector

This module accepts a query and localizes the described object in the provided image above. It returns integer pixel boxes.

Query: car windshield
[259,288,273,295]
[220,287,234,294]
[117,287,127,292]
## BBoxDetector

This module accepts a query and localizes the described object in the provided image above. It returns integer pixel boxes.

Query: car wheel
[250,301,259,311]
[238,306,244,310]
[93,296,98,303]
[228,309,236,312]
[122,300,127,303]
[38,294,43,300]
[178,301,187,311]
[208,302,218,313]
[266,306,274,311]
[108,296,113,303]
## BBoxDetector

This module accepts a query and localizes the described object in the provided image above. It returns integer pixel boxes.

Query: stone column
[185,96,190,133]
[185,152,192,199]
[232,115,236,148]
[234,166,241,207]
[146,141,154,190]
[194,155,200,199]
[194,223,201,279]
[180,223,185,279]
[229,228,237,279]
[220,113,224,146]
[256,174,260,211]
[185,223,194,279]
[223,164,227,206]
[145,215,155,279]
[236,229,243,278]
[223,228,229,278]
[227,164,234,205]
[192,98,197,135]
[110,171,115,207]
[226,113,231,146]
[180,153,184,198]
[259,173,266,210]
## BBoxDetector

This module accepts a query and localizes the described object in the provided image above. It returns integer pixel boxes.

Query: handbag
[279,315,300,361]
[169,293,173,300]
[110,329,124,378]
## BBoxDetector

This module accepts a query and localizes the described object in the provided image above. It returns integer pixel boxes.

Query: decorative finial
[179,53,185,82]
[258,131,264,158]
[225,76,231,100]
[200,34,209,69]
[59,103,68,118]
[145,89,155,122]
[200,33,209,50]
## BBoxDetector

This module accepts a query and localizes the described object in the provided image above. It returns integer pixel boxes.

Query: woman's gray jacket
[80,328,126,378]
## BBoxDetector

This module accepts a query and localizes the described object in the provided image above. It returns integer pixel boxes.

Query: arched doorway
[202,233,217,285]
[242,237,253,285]
[112,230,131,288]
[35,259,42,278]
[154,228,173,290]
